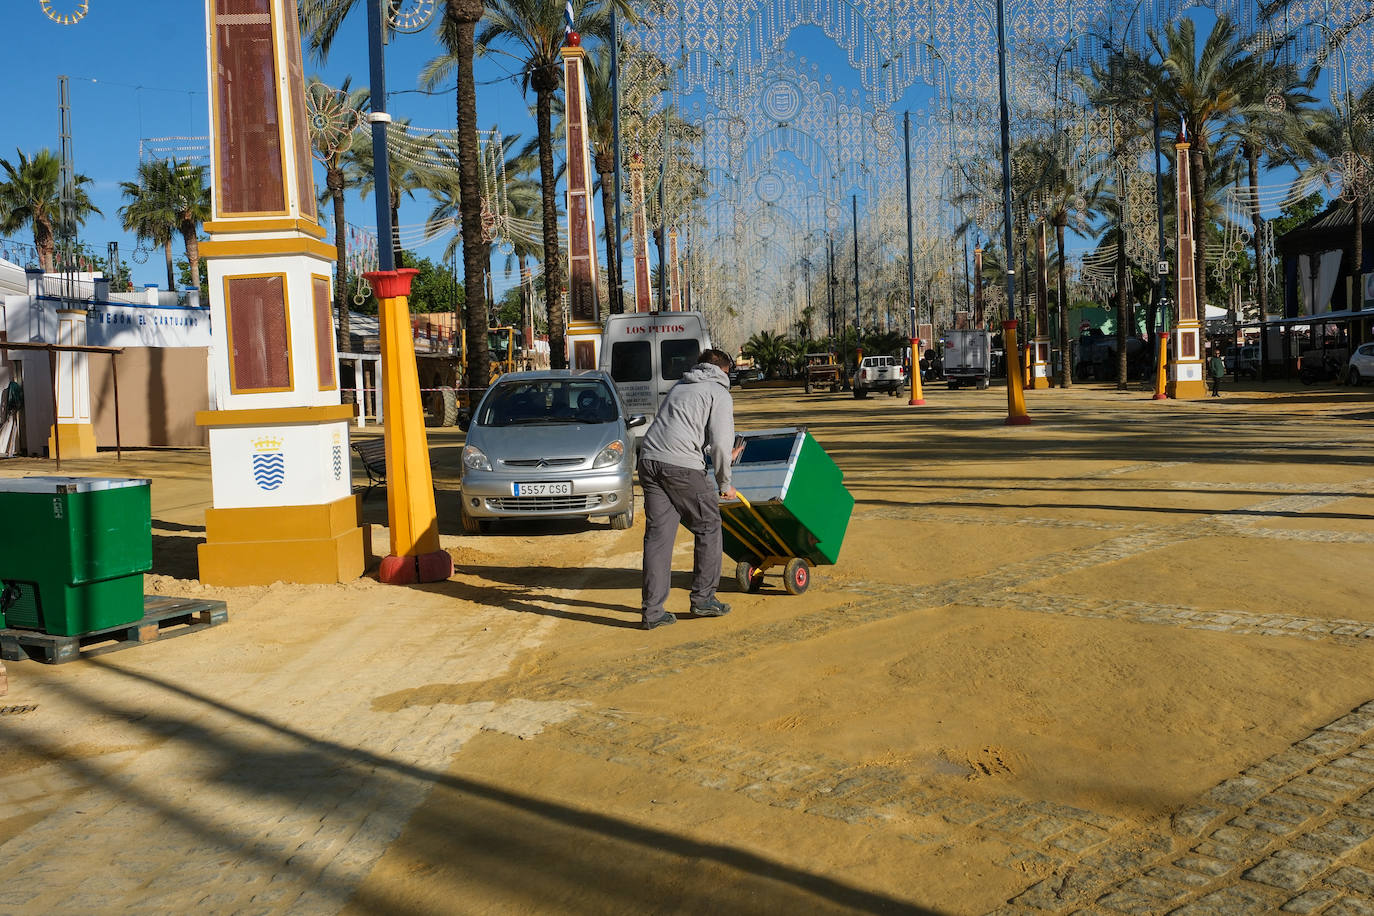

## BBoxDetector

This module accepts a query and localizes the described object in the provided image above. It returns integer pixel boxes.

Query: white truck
[852,355,906,398]
[943,329,992,389]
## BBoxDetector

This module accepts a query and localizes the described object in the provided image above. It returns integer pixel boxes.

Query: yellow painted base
[198,495,368,586]
[47,423,98,459]
[1029,372,1051,390]
[1167,378,1207,400]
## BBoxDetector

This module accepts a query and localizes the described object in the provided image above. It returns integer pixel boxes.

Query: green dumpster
[0,477,152,637]
[722,427,853,595]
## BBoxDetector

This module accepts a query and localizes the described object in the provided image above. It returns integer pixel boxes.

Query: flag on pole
[564,0,574,36]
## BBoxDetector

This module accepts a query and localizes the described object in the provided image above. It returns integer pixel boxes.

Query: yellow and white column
[196,0,365,586]
[47,308,98,458]
[560,33,604,369]
[1167,135,1207,399]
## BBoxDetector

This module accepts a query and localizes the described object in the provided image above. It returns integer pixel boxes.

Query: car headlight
[592,440,625,469]
[462,444,491,471]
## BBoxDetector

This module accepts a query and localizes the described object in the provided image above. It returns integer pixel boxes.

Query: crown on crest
[252,436,283,452]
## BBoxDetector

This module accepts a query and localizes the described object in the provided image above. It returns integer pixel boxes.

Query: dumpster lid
[736,427,806,465]
[0,476,151,494]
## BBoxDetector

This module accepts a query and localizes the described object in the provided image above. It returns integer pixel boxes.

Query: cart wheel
[783,558,810,595]
[735,560,763,593]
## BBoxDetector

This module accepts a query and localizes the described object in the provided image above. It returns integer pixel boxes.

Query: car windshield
[478,378,619,427]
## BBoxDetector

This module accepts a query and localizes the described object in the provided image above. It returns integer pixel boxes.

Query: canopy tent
[1275,199,1373,318]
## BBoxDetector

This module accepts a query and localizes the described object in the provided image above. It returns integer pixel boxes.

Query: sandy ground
[0,378,1372,915]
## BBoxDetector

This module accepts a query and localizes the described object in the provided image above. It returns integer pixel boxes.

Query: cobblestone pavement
[433,459,1374,913]
[0,387,1371,913]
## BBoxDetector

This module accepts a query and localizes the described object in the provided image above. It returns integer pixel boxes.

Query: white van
[599,311,712,436]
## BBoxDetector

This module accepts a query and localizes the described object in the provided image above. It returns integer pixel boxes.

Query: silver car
[459,370,645,532]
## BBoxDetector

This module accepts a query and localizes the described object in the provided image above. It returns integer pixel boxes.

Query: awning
[1239,310,1371,328]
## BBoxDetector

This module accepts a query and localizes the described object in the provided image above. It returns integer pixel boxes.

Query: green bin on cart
[721,427,853,595]
[0,477,152,637]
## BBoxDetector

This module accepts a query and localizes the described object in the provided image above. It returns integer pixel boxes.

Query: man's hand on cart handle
[720,485,738,500]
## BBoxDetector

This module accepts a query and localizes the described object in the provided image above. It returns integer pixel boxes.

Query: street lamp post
[851,194,862,366]
[995,0,1031,423]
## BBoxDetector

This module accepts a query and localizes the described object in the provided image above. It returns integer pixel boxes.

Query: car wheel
[610,497,635,530]
[460,501,490,534]
[783,558,810,595]
[1349,367,1362,387]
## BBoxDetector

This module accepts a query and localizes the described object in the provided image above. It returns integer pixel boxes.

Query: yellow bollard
[1152,331,1169,400]
[908,337,925,405]
[1003,321,1032,425]
[366,269,454,584]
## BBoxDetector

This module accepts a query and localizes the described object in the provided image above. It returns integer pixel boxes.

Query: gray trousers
[639,458,721,621]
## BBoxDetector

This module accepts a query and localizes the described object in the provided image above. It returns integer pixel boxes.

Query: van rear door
[601,313,711,426]
[608,338,655,415]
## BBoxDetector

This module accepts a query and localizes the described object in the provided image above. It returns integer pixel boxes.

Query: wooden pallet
[0,596,229,665]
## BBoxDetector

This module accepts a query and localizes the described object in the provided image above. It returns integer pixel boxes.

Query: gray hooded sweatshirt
[638,363,736,490]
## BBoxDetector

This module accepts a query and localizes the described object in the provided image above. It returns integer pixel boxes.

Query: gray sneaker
[690,598,731,617]
[643,612,677,630]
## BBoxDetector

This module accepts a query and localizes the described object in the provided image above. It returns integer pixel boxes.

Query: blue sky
[3,2,535,295]
[2,2,1331,300]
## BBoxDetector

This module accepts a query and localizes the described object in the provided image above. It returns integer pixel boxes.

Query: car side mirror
[627,414,648,429]
[457,409,471,432]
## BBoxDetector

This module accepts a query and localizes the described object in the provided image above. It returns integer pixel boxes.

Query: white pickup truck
[852,355,905,398]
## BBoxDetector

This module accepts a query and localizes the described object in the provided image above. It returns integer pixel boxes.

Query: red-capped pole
[908,337,925,405]
[1003,320,1032,425]
[1152,331,1170,400]
[363,268,420,300]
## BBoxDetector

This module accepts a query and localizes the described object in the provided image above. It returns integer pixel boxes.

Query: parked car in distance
[729,364,763,386]
[459,370,645,533]
[1348,342,1374,386]
[852,355,905,398]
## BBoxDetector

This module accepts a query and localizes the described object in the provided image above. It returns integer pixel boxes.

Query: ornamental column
[629,155,653,313]
[196,0,366,586]
[669,228,682,311]
[973,246,985,329]
[1029,221,1051,388]
[560,32,604,369]
[1167,133,1206,399]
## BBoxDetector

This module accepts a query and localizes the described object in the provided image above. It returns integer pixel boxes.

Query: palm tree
[303,0,492,387]
[584,49,623,313]
[1117,16,1261,311]
[168,161,211,289]
[423,1,496,389]
[740,329,794,379]
[477,0,622,369]
[118,159,180,291]
[307,75,369,349]
[0,148,100,273]
[1020,140,1106,387]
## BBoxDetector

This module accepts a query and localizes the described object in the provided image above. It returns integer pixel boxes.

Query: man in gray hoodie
[638,348,739,630]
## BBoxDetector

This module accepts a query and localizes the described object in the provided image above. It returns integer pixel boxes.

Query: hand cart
[720,428,853,595]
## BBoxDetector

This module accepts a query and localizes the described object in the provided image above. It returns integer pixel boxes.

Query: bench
[352,438,387,499]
